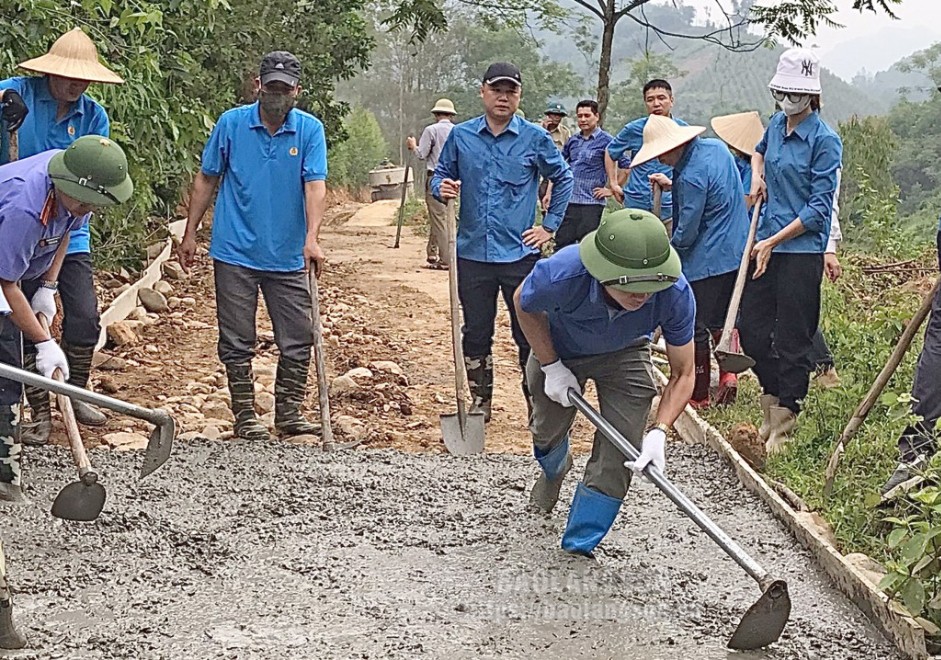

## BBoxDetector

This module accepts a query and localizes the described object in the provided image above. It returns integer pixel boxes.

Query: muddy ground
[1,202,902,658]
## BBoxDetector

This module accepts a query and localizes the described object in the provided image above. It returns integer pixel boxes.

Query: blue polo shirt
[518,245,696,359]
[201,103,327,272]
[755,111,842,254]
[430,115,573,263]
[0,151,88,282]
[607,115,688,221]
[670,137,749,282]
[562,128,629,206]
[0,76,109,256]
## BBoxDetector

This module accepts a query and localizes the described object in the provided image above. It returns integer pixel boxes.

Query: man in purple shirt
[554,99,629,248]
[0,134,132,648]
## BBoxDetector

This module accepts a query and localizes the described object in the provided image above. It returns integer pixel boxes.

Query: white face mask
[780,96,811,116]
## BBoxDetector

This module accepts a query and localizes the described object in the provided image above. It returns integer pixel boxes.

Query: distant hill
[852,55,936,104]
[670,43,891,127]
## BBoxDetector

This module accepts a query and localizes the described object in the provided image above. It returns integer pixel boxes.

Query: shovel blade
[440,412,486,456]
[727,579,791,650]
[139,418,176,480]
[715,349,756,375]
[51,480,106,522]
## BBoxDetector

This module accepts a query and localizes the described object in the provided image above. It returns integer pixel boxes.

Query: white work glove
[626,428,666,479]
[30,287,57,323]
[35,339,69,381]
[541,360,580,407]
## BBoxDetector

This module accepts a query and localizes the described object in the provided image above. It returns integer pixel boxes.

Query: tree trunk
[597,0,616,123]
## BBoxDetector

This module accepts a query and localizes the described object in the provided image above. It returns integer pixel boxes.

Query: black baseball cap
[260,51,301,87]
[483,62,522,87]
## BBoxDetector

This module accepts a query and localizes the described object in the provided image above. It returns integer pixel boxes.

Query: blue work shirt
[518,245,696,360]
[431,115,573,263]
[670,137,749,282]
[0,151,88,282]
[0,76,109,256]
[562,128,629,206]
[607,115,688,221]
[201,103,328,272]
[755,111,842,254]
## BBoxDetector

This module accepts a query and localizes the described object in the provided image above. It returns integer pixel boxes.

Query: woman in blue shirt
[740,48,843,455]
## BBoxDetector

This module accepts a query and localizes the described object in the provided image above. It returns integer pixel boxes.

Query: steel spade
[569,390,791,650]
[715,201,763,374]
[34,314,106,521]
[440,200,485,455]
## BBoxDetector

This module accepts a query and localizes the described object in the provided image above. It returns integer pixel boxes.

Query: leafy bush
[2,0,373,269]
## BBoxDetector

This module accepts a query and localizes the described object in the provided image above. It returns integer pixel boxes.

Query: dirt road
[2,202,901,658]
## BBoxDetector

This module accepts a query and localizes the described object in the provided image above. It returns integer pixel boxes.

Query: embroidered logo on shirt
[289,147,298,156]
[67,125,76,137]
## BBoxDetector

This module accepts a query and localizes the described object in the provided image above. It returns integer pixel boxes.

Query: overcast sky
[673,0,941,79]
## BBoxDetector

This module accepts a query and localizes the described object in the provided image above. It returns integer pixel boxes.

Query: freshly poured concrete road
[1,440,899,659]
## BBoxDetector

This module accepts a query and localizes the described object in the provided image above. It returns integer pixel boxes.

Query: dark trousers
[457,255,538,368]
[690,271,737,346]
[809,328,834,370]
[0,253,101,404]
[555,203,604,249]
[213,260,313,364]
[739,253,824,414]
[899,231,941,462]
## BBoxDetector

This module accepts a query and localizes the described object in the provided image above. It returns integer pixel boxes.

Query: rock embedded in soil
[102,431,149,451]
[330,375,359,395]
[107,321,139,347]
[201,400,234,422]
[162,261,187,280]
[343,367,374,381]
[254,392,275,415]
[369,360,404,377]
[138,287,170,313]
[153,280,174,296]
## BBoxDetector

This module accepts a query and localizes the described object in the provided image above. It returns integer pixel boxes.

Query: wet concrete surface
[0,440,900,659]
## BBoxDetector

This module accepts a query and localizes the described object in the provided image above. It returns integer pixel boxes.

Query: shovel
[34,314,105,521]
[392,159,411,249]
[569,390,791,650]
[0,362,175,479]
[308,268,336,451]
[440,200,485,455]
[715,201,763,374]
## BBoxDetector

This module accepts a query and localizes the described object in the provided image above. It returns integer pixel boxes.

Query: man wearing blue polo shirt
[605,79,686,230]
[554,99,629,248]
[179,51,327,442]
[513,209,695,555]
[0,28,124,445]
[431,62,573,422]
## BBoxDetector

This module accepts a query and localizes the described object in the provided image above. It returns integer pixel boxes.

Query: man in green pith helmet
[0,134,133,647]
[513,209,695,556]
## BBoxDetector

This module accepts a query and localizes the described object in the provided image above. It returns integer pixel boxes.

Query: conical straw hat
[711,111,764,157]
[19,28,124,85]
[629,114,705,169]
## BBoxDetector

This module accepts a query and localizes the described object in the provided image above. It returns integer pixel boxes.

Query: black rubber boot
[0,405,25,504]
[225,363,271,441]
[63,343,107,426]
[19,354,50,448]
[464,354,493,422]
[0,540,26,650]
[274,356,321,436]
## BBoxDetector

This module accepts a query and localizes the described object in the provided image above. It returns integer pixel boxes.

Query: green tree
[837,116,899,230]
[328,107,388,188]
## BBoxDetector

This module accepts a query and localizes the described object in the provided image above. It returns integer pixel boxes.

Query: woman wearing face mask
[740,48,843,455]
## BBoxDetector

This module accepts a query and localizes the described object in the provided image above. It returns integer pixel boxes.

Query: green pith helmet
[545,101,567,116]
[48,135,133,207]
[579,208,682,293]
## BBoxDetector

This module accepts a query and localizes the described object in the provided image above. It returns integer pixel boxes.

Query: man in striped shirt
[553,100,629,248]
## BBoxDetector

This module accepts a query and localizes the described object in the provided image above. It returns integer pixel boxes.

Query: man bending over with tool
[513,209,695,556]
[0,134,133,647]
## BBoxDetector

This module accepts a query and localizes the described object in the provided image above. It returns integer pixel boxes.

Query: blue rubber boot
[561,483,623,556]
[529,436,573,513]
